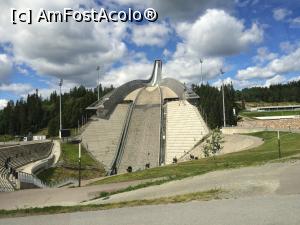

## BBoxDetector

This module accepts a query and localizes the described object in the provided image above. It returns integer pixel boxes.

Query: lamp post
[59,79,63,138]
[220,69,226,127]
[78,142,81,187]
[96,66,100,101]
[200,58,203,85]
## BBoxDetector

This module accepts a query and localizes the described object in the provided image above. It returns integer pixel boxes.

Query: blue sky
[0,0,300,108]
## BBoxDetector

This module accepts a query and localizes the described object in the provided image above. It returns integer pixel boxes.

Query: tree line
[0,84,113,137]
[1,79,300,136]
[235,80,300,102]
[192,83,238,129]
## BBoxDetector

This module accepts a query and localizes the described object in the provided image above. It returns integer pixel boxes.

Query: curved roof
[87,60,199,116]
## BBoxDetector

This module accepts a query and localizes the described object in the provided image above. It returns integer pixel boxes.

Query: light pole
[59,79,63,137]
[220,69,226,127]
[96,66,100,101]
[200,58,203,85]
[78,142,81,187]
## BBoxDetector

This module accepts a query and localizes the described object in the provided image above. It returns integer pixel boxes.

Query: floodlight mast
[59,79,63,137]
[96,66,100,101]
[200,59,203,84]
[220,69,226,127]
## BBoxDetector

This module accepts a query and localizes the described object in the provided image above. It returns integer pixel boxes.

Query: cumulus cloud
[264,75,286,87]
[131,22,172,47]
[0,54,13,80]
[273,8,292,21]
[176,9,263,57]
[237,47,300,80]
[280,41,298,53]
[212,77,259,89]
[253,47,277,64]
[236,66,275,80]
[115,9,264,85]
[0,99,8,110]
[290,17,300,28]
[108,0,234,21]
[0,83,33,95]
[103,61,153,86]
[0,0,128,86]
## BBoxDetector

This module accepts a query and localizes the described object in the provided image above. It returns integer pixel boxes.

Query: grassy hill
[90,131,300,186]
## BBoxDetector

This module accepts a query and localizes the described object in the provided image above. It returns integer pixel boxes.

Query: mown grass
[240,110,300,118]
[90,131,300,186]
[37,143,105,183]
[0,189,222,218]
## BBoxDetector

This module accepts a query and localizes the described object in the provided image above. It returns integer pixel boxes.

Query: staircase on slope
[81,104,129,170]
[165,100,209,164]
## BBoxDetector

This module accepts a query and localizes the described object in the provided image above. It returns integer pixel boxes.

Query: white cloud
[237,47,300,80]
[0,0,128,86]
[131,22,172,47]
[264,75,286,87]
[280,41,298,53]
[0,54,13,80]
[290,17,300,28]
[237,66,275,80]
[103,61,153,86]
[212,77,261,89]
[109,0,234,21]
[176,9,263,57]
[288,75,300,82]
[253,47,277,64]
[273,8,292,21]
[0,99,8,110]
[0,83,33,95]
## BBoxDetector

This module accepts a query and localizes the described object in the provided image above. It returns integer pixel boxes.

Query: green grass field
[240,110,300,118]
[37,143,106,184]
[90,131,300,186]
[0,135,15,142]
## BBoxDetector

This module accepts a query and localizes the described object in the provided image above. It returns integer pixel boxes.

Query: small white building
[33,135,47,141]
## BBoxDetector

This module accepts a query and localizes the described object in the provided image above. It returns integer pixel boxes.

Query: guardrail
[18,171,78,189]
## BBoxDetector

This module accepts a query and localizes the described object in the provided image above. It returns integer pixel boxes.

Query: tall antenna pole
[220,69,226,127]
[96,66,100,101]
[200,59,203,84]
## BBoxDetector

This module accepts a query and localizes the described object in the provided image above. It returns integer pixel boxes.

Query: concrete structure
[84,60,209,174]
[165,100,209,164]
[81,104,129,171]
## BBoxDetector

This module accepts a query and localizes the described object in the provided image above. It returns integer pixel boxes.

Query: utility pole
[200,58,203,85]
[59,79,63,138]
[78,142,81,187]
[96,66,100,101]
[220,69,226,127]
[277,130,281,158]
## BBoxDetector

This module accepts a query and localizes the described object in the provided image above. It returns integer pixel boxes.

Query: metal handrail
[109,87,145,175]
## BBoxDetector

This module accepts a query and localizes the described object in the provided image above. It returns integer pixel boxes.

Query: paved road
[88,160,300,204]
[0,179,154,210]
[1,194,300,225]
